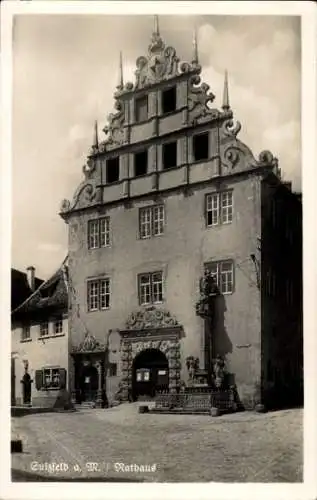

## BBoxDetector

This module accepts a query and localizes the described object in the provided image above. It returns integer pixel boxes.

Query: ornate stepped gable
[60,18,279,217]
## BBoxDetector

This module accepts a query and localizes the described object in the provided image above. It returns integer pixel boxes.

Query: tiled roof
[11,258,69,318]
[11,269,43,311]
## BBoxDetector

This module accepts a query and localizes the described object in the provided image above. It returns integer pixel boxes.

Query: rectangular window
[43,368,60,389]
[54,318,63,335]
[193,132,209,162]
[135,95,148,123]
[21,325,30,341]
[138,271,163,305]
[109,363,117,377]
[106,157,120,184]
[87,278,111,312]
[162,86,176,114]
[206,191,233,226]
[100,278,111,310]
[134,150,148,177]
[87,280,99,311]
[163,141,177,169]
[88,217,110,249]
[39,322,49,337]
[139,205,165,239]
[206,261,234,294]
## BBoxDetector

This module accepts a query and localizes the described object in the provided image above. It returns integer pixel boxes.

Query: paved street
[11,404,302,482]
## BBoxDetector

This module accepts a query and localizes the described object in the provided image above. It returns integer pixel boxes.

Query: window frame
[161,86,177,115]
[205,260,234,295]
[138,271,164,306]
[88,217,111,249]
[162,141,178,170]
[39,321,49,337]
[135,95,148,123]
[21,325,31,342]
[87,277,111,312]
[134,149,148,177]
[106,156,120,184]
[139,205,165,239]
[53,317,63,335]
[193,131,209,162]
[206,190,233,227]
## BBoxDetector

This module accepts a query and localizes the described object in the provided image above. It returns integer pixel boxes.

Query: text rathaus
[59,17,302,410]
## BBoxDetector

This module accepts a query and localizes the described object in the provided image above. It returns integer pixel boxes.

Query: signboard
[158,370,167,375]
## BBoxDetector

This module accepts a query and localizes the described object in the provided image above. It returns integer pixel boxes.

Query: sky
[12,14,301,280]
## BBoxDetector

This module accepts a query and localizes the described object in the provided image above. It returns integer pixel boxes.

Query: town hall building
[58,18,302,410]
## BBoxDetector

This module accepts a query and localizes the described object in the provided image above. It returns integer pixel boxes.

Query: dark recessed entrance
[77,364,99,403]
[132,348,169,401]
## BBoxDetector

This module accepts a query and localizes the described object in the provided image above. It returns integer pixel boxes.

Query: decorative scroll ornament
[125,306,179,330]
[72,331,105,353]
[187,74,218,124]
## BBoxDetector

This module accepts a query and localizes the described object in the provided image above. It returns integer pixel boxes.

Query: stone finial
[93,120,99,149]
[116,51,124,90]
[154,15,160,37]
[192,28,199,65]
[222,69,230,111]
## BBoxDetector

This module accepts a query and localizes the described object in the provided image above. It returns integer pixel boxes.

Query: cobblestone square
[11,404,302,482]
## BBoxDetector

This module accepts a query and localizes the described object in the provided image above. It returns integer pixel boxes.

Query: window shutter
[35,370,43,390]
[59,368,67,389]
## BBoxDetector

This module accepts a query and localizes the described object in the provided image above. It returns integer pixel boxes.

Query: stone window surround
[138,270,164,306]
[205,259,235,295]
[87,276,111,313]
[87,216,111,250]
[139,204,165,239]
[130,82,181,126]
[205,189,234,227]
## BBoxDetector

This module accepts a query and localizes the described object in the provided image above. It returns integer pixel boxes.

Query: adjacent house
[11,259,69,407]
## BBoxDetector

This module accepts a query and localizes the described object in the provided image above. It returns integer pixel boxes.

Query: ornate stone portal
[119,307,183,401]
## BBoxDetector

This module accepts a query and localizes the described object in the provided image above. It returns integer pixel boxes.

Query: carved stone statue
[196,269,218,318]
[186,356,199,383]
[213,355,226,389]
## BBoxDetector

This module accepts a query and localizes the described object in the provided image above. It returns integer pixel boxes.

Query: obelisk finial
[93,120,99,149]
[192,28,199,64]
[154,15,160,36]
[222,70,230,111]
[117,51,124,90]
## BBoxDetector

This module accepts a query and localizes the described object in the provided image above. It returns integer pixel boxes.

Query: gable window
[163,141,177,170]
[134,150,148,177]
[135,95,148,123]
[53,317,63,335]
[206,191,233,226]
[88,217,110,249]
[39,322,49,337]
[87,278,111,312]
[21,325,31,342]
[138,271,163,305]
[206,260,234,294]
[106,157,120,184]
[139,205,165,239]
[193,132,209,162]
[162,86,176,114]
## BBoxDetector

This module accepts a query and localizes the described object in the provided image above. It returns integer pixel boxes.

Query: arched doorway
[79,364,99,402]
[132,349,169,401]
